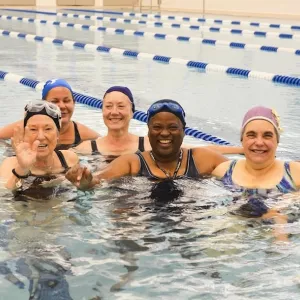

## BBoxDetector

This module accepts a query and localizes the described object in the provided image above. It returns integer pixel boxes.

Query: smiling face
[148,112,185,159]
[46,87,74,126]
[242,119,278,166]
[102,91,133,131]
[24,115,58,158]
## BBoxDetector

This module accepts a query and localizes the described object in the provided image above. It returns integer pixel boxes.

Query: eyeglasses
[25,100,61,120]
[147,101,185,120]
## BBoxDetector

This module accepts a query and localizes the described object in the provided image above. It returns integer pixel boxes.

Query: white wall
[95,0,103,6]
[36,0,56,6]
[160,0,300,18]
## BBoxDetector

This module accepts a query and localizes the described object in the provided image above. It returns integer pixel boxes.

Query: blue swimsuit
[221,160,297,195]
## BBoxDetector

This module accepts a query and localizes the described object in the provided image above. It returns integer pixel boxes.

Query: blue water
[1,7,300,300]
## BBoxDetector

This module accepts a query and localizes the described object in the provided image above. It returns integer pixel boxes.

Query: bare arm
[75,122,101,141]
[0,120,22,139]
[66,153,140,190]
[204,145,244,155]
[182,143,244,155]
[0,157,30,190]
[192,147,228,175]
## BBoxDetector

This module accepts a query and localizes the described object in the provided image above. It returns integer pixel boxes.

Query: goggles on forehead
[147,101,186,125]
[24,100,62,130]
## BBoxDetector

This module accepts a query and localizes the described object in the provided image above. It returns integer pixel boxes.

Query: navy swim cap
[104,86,135,113]
[42,79,73,100]
[147,99,186,127]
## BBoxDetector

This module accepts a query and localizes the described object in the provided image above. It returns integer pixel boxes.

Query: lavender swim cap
[241,106,281,142]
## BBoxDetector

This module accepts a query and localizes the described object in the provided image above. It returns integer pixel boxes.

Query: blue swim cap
[147,99,186,127]
[42,79,73,100]
[104,86,135,113]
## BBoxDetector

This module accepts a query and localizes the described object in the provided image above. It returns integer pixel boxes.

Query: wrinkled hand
[66,164,100,190]
[11,126,40,171]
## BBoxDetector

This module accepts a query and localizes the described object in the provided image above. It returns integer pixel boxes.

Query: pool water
[1,7,300,300]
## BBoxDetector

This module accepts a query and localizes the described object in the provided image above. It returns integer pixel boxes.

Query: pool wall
[1,1,300,19]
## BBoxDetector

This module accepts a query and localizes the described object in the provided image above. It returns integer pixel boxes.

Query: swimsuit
[90,136,145,155]
[221,160,297,195]
[136,149,201,179]
[55,121,81,150]
[14,150,69,200]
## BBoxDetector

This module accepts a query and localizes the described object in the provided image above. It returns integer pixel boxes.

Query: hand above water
[65,164,100,190]
[11,126,40,173]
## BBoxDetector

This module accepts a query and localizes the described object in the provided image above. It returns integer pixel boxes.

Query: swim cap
[24,101,62,130]
[42,79,73,100]
[241,106,281,142]
[103,86,135,113]
[147,99,186,127]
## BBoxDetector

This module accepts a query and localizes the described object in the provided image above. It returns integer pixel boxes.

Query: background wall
[160,0,300,18]
[0,0,35,5]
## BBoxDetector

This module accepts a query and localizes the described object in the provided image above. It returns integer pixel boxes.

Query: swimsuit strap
[221,160,238,187]
[54,149,69,171]
[276,161,297,193]
[136,152,159,179]
[73,121,81,145]
[91,140,100,155]
[182,149,201,178]
[138,136,145,152]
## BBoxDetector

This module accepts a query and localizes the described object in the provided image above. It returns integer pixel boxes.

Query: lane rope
[1,27,300,87]
[1,14,299,56]
[0,70,231,145]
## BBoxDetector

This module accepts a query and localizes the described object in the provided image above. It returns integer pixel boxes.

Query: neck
[34,153,54,169]
[106,128,131,142]
[152,149,182,164]
[244,158,276,176]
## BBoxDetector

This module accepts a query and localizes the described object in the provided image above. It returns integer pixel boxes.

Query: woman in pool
[75,86,243,159]
[212,106,300,241]
[0,79,99,150]
[75,86,151,158]
[66,99,228,189]
[212,106,300,192]
[0,101,78,196]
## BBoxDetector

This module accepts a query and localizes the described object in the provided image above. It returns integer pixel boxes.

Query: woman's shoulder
[74,122,100,140]
[211,160,234,178]
[59,150,79,167]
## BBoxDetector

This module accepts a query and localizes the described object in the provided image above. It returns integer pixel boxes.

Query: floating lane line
[62,8,300,31]
[1,14,299,56]
[0,27,300,87]
[0,8,299,40]
[0,70,231,145]
[3,8,300,32]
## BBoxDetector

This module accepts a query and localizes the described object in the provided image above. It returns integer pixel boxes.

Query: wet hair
[150,179,184,204]
[234,196,269,218]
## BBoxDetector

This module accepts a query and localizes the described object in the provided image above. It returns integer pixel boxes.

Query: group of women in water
[0,78,299,225]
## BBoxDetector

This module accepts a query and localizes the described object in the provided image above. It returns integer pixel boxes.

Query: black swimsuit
[90,136,145,155]
[55,121,81,150]
[14,150,69,200]
[136,149,201,179]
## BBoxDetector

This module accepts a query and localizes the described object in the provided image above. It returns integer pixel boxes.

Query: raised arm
[0,120,22,139]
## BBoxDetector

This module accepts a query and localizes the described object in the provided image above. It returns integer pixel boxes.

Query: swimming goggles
[25,100,62,120]
[147,101,186,125]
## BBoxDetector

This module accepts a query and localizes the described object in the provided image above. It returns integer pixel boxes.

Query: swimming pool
[1,7,300,300]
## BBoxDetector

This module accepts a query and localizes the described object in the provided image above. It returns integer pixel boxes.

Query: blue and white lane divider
[63,8,300,31]
[0,70,230,145]
[1,27,300,87]
[4,8,300,32]
[1,8,299,40]
[56,12,300,40]
[2,14,299,56]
